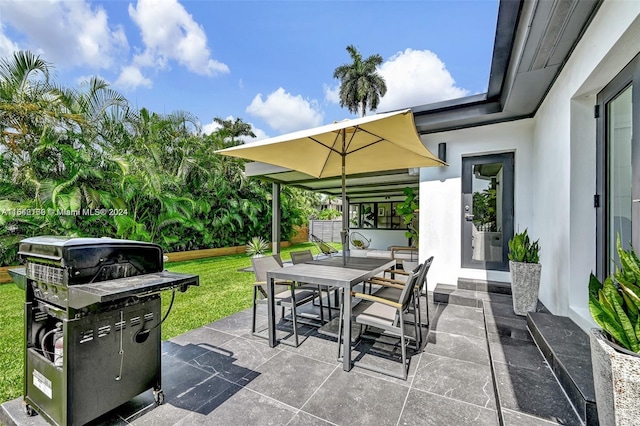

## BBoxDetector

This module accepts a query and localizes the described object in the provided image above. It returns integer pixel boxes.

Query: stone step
[432,284,483,308]
[527,312,598,425]
[457,278,512,295]
[433,280,513,309]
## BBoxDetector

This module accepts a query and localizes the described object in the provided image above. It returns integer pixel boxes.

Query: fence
[308,220,342,242]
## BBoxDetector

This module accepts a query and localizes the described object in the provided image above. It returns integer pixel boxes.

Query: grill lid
[18,237,164,285]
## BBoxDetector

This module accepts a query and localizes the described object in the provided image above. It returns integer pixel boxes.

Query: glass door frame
[596,54,640,280]
[461,152,515,271]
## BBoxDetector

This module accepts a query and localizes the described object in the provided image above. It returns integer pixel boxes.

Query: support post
[272,183,281,255]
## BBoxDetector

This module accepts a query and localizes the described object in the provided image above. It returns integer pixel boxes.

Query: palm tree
[213,116,255,146]
[333,45,387,117]
[0,51,55,156]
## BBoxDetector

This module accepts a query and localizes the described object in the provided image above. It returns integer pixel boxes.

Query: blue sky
[0,0,499,140]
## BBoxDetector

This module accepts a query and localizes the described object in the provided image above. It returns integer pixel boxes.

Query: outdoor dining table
[266,256,396,371]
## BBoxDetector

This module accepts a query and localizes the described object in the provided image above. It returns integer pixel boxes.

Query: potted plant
[246,236,269,257]
[396,187,419,247]
[588,236,640,425]
[508,228,541,316]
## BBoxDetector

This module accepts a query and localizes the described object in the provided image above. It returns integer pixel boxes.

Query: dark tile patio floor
[1,288,582,426]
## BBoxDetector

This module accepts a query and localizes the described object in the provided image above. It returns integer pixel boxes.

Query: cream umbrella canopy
[216,108,446,263]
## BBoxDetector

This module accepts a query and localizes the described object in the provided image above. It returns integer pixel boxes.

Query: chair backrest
[251,255,282,283]
[290,250,314,265]
[417,256,434,293]
[398,266,422,309]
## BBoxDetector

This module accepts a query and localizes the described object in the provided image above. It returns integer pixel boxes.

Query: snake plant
[508,228,540,263]
[589,236,640,353]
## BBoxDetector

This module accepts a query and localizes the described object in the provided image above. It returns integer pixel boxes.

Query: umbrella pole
[341,131,348,266]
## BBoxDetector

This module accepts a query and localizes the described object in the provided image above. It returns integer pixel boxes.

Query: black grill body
[12,237,199,426]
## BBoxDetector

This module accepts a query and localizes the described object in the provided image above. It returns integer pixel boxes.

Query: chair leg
[413,308,421,350]
[318,285,324,324]
[424,292,430,328]
[251,287,258,333]
[400,312,408,380]
[337,289,344,360]
[325,287,333,321]
[291,287,299,347]
[413,292,422,348]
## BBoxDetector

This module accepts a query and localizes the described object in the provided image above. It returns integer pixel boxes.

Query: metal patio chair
[338,267,421,380]
[251,255,315,347]
[290,249,337,322]
[365,256,433,347]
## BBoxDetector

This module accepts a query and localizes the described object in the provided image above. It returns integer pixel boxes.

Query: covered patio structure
[245,161,424,255]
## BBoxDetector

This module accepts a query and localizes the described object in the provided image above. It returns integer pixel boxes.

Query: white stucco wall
[532,0,640,330]
[350,229,410,250]
[419,119,534,289]
[417,0,640,332]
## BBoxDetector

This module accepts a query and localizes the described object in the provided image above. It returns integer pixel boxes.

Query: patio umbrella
[216,108,446,264]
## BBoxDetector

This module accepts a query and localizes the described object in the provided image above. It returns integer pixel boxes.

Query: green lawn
[0,242,336,404]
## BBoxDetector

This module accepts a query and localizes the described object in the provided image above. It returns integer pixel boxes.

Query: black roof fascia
[411,0,522,134]
[487,0,524,101]
[412,0,523,113]
[412,0,603,135]
[523,0,604,120]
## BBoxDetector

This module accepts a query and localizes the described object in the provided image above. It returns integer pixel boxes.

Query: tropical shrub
[317,208,341,220]
[246,236,269,257]
[589,236,640,353]
[0,51,315,265]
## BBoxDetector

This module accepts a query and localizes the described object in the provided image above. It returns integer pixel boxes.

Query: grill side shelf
[67,271,199,309]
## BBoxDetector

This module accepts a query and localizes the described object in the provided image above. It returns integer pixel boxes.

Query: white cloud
[377,48,469,112]
[246,88,323,133]
[128,0,229,76]
[0,24,20,59]
[323,83,340,104]
[202,120,222,136]
[242,127,268,143]
[115,65,152,90]
[75,73,109,86]
[0,0,127,69]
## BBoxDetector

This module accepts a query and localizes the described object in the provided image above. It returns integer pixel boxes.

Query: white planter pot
[508,260,541,316]
[590,329,640,426]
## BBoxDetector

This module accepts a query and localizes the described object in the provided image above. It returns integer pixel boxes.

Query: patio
[1,284,588,426]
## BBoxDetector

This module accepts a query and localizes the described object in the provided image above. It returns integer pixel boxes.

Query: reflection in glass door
[607,85,632,271]
[462,153,514,271]
[596,54,640,279]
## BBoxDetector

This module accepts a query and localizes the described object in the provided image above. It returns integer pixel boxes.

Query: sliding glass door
[597,54,640,278]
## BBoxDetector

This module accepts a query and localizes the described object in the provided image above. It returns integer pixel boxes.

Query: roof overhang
[245,161,420,202]
[413,0,602,134]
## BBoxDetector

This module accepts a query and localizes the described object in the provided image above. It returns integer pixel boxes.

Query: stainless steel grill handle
[115,311,124,381]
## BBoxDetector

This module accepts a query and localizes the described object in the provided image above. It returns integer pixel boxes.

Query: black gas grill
[11,236,199,426]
